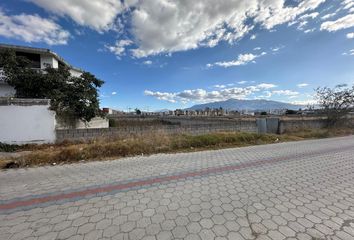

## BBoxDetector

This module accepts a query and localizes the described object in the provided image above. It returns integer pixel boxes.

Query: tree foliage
[315,84,354,126]
[0,50,104,122]
[135,108,142,115]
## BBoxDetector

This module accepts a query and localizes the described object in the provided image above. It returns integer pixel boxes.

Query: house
[0,44,108,144]
[102,107,113,115]
[0,44,83,97]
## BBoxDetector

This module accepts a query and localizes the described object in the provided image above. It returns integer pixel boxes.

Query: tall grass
[1,132,291,168]
[1,128,353,169]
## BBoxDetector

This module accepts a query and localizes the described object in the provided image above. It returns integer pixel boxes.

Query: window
[15,51,41,69]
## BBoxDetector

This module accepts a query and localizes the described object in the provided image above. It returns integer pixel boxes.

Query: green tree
[135,108,142,115]
[0,50,104,122]
[285,109,297,115]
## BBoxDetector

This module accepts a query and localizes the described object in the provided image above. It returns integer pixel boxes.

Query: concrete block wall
[56,121,258,142]
[278,117,327,134]
[56,117,109,129]
[56,116,354,142]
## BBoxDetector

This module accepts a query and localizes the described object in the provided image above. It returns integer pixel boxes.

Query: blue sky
[0,0,354,111]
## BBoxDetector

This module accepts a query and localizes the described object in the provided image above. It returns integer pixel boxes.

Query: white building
[0,44,108,144]
[0,44,83,97]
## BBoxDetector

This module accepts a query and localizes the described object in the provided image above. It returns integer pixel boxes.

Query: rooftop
[0,43,82,72]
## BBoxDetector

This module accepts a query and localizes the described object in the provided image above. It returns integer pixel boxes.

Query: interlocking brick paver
[0,136,354,239]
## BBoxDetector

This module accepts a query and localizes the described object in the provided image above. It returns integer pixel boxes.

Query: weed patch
[1,128,353,169]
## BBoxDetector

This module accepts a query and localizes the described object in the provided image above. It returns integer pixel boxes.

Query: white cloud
[105,40,133,58]
[342,0,354,10]
[258,83,277,89]
[112,92,117,95]
[28,0,124,32]
[271,46,284,52]
[238,81,248,84]
[250,34,257,40]
[272,90,300,96]
[129,0,254,58]
[208,52,266,68]
[299,12,319,20]
[145,83,277,103]
[342,49,354,55]
[294,11,319,30]
[321,13,336,20]
[297,20,308,30]
[291,99,317,105]
[123,0,325,58]
[143,60,153,65]
[253,47,261,51]
[258,91,272,98]
[304,28,316,33]
[254,0,325,29]
[144,90,177,103]
[0,10,69,45]
[297,83,309,88]
[26,0,326,57]
[213,84,226,89]
[321,14,354,32]
[347,32,354,39]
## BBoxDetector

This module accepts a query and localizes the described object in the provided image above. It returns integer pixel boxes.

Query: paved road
[0,136,354,240]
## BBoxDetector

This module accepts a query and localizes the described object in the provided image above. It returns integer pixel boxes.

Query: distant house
[102,107,113,115]
[0,44,83,97]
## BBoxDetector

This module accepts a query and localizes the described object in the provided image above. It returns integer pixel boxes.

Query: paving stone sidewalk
[0,136,354,239]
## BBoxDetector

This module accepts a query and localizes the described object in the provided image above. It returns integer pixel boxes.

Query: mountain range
[186,99,304,111]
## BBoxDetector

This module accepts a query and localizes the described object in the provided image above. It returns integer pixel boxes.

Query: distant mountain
[187,99,304,111]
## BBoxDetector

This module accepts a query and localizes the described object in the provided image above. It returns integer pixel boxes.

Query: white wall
[0,104,56,144]
[0,69,15,97]
[40,55,58,69]
[0,84,15,97]
[69,68,82,77]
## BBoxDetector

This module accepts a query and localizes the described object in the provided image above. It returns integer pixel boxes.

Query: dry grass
[283,127,354,139]
[1,128,353,169]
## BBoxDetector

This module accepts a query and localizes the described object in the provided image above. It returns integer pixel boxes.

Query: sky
[0,0,354,111]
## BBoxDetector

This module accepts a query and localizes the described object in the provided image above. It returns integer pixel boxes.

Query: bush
[109,119,118,127]
[0,142,20,152]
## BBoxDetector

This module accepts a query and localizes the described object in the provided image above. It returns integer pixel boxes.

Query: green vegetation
[0,50,104,122]
[135,108,142,115]
[109,118,118,127]
[0,143,20,152]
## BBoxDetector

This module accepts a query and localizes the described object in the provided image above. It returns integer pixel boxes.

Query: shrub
[109,119,118,127]
[0,142,20,152]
